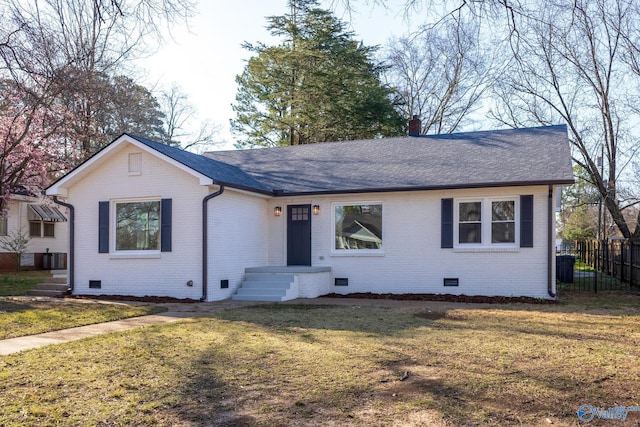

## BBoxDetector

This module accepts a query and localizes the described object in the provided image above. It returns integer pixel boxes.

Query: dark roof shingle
[128,135,272,192]
[200,124,573,195]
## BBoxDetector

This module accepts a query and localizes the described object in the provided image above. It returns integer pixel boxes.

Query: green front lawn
[0,271,51,296]
[0,298,166,339]
[0,293,638,426]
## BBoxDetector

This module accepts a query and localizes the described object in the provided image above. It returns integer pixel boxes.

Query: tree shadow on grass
[210,303,427,336]
[210,304,637,420]
[0,299,49,313]
[124,302,639,426]
[160,337,414,426]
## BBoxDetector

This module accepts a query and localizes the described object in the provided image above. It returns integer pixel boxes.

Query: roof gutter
[51,196,74,292]
[547,185,556,298]
[201,185,225,301]
[267,179,576,198]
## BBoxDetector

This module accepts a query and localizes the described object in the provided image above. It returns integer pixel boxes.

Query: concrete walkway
[0,296,475,356]
[0,299,264,356]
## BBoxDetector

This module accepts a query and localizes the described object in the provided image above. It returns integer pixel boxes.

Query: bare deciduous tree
[0,0,195,171]
[341,0,640,239]
[0,227,30,271]
[490,0,640,239]
[383,16,491,134]
[157,83,224,152]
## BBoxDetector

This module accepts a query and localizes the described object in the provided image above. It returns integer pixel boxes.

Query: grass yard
[0,292,639,426]
[0,270,51,296]
[0,298,166,339]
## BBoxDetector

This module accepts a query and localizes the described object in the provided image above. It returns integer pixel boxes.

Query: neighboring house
[45,124,574,301]
[0,189,68,271]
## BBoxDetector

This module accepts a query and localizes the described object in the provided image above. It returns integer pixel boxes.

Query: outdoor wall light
[313,205,320,215]
[274,206,282,216]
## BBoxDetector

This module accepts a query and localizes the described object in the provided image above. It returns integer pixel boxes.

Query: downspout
[547,185,556,298]
[52,196,74,292]
[201,185,225,301]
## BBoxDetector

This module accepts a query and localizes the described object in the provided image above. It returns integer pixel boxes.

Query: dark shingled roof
[199,124,574,195]
[128,134,272,192]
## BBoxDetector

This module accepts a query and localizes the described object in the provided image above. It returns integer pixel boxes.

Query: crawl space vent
[443,278,459,287]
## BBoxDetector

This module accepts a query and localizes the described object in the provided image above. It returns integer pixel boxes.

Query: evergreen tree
[231,0,404,148]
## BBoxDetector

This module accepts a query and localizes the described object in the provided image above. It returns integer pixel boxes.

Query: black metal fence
[557,239,640,292]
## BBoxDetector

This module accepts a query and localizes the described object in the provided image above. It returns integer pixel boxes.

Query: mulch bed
[66,292,556,305]
[67,294,200,303]
[321,292,557,304]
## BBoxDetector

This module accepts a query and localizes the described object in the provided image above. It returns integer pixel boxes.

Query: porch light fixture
[274,206,282,216]
[313,205,320,215]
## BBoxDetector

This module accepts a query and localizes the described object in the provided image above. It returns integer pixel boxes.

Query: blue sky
[136,0,418,149]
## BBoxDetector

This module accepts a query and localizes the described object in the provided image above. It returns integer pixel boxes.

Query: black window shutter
[98,201,109,253]
[441,198,454,248]
[520,195,534,247]
[161,198,172,252]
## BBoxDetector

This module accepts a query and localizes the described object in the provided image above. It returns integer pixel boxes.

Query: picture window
[334,203,383,251]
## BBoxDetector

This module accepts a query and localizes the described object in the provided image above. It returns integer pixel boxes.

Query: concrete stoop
[27,276,69,298]
[231,272,299,302]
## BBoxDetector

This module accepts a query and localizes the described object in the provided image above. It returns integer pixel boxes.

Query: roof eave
[46,134,215,196]
[269,179,576,197]
[213,181,274,197]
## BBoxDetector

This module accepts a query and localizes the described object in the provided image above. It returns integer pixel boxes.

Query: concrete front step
[232,271,299,302]
[27,278,69,297]
[45,277,68,284]
[51,269,67,277]
[240,281,292,289]
[231,294,285,302]
[244,273,295,282]
[27,289,67,297]
[35,283,68,291]
[235,287,287,297]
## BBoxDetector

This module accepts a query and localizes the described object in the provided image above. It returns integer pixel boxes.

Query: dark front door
[287,204,312,266]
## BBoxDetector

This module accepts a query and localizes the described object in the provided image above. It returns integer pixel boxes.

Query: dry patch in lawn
[0,294,638,426]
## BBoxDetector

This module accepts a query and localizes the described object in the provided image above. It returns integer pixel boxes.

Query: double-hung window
[491,200,515,243]
[455,198,518,247]
[458,201,482,243]
[115,200,160,251]
[99,198,172,255]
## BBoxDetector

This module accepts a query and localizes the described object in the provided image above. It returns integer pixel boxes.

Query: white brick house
[46,125,573,301]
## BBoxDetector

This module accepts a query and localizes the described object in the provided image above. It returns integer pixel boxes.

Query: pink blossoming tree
[0,84,66,213]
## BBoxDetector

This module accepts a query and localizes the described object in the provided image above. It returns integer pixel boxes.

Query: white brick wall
[69,143,208,299]
[206,190,269,300]
[268,186,557,299]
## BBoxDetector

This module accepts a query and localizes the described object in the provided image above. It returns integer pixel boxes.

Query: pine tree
[231,0,404,148]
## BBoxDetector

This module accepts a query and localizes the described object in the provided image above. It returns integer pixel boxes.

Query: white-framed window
[491,200,516,243]
[454,197,518,247]
[333,202,383,254]
[114,199,160,252]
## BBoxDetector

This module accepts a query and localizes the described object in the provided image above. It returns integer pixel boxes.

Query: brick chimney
[408,115,421,136]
